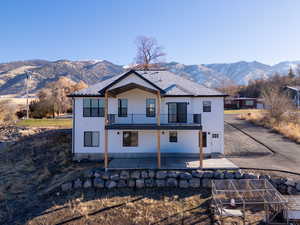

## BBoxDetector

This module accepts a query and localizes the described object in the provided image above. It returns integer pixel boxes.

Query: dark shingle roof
[70,70,226,97]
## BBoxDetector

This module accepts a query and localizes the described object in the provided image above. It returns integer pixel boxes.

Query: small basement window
[123,131,138,147]
[169,131,178,142]
[84,131,99,147]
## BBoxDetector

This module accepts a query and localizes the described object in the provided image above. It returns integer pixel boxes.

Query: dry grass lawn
[27,188,211,225]
[16,119,72,128]
[224,109,264,115]
[0,129,99,225]
[239,112,300,143]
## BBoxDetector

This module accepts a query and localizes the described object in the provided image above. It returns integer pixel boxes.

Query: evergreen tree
[288,67,295,79]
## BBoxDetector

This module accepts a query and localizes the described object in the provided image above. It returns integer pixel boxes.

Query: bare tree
[134,36,166,70]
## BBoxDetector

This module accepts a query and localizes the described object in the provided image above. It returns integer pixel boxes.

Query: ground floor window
[169,131,178,142]
[84,131,99,147]
[123,131,138,147]
[200,132,207,147]
[212,133,219,139]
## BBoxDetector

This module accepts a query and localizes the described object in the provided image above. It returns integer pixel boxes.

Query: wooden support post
[104,91,108,169]
[199,130,203,168]
[157,130,161,168]
[156,91,161,168]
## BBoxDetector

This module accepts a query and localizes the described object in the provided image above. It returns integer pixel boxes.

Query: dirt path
[224,114,300,176]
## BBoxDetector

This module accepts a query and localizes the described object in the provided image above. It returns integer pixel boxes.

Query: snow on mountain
[205,61,271,85]
[163,62,232,87]
[270,61,300,75]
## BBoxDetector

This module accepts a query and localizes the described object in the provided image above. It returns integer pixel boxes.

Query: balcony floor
[105,124,202,130]
[108,157,238,169]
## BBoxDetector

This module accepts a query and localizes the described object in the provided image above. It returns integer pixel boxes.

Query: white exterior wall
[73,80,224,156]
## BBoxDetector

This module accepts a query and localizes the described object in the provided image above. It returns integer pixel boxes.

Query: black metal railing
[107,114,201,125]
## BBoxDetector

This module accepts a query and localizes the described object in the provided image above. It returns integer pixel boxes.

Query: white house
[69,70,227,168]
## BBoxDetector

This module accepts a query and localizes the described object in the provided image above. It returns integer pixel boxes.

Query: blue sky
[1,0,300,65]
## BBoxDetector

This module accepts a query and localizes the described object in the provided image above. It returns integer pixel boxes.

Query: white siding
[73,89,224,155]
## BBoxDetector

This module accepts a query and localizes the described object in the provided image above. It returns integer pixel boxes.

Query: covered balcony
[105,113,202,130]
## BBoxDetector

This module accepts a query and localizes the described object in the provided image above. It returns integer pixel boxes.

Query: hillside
[0,59,299,96]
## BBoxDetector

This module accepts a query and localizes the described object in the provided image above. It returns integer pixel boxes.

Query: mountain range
[0,59,299,96]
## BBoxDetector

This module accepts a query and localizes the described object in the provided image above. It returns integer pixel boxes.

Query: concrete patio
[108,157,238,169]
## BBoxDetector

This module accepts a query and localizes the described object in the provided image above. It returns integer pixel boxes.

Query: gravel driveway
[224,114,300,175]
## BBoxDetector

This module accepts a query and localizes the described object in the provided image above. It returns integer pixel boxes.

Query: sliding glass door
[168,102,187,123]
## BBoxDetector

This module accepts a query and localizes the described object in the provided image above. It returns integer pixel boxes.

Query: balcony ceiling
[107,83,158,97]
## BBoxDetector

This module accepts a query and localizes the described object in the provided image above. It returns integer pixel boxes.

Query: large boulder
[179,172,192,180]
[243,173,258,179]
[105,180,117,189]
[156,171,168,179]
[285,178,296,187]
[94,171,104,178]
[136,179,145,188]
[110,172,120,181]
[131,171,140,179]
[94,177,105,188]
[145,179,155,187]
[259,175,271,181]
[101,172,111,180]
[224,172,234,179]
[61,182,72,191]
[117,180,127,188]
[168,171,180,178]
[234,171,243,179]
[120,170,130,179]
[141,171,148,179]
[179,180,189,188]
[166,178,178,187]
[189,178,201,188]
[202,171,214,178]
[74,178,82,189]
[192,170,204,178]
[128,179,136,188]
[84,169,94,178]
[83,179,92,188]
[148,170,155,178]
[296,183,300,192]
[202,178,212,188]
[156,179,166,187]
[213,171,224,179]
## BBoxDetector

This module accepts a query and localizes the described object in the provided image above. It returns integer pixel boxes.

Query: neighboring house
[224,97,260,110]
[285,86,300,108]
[69,70,227,168]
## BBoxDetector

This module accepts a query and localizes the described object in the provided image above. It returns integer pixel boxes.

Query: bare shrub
[68,196,92,220]
[0,99,17,125]
[261,86,294,122]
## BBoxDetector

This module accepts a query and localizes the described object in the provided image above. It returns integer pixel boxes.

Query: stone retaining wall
[60,169,300,195]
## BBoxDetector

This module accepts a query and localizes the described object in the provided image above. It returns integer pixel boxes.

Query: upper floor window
[84,131,99,147]
[203,101,211,112]
[83,99,104,117]
[118,99,128,117]
[146,98,156,117]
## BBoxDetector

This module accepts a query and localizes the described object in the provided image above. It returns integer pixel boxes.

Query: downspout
[72,97,75,157]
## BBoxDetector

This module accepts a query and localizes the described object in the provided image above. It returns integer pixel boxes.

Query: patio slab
[108,157,238,169]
